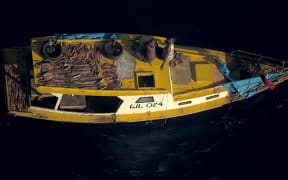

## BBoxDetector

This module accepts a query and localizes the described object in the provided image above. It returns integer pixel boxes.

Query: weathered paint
[2,33,288,124]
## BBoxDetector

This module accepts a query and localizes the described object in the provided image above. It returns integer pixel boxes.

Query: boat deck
[2,33,288,124]
[171,47,226,95]
[31,34,229,99]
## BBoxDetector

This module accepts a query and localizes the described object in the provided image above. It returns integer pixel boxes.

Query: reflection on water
[1,81,288,179]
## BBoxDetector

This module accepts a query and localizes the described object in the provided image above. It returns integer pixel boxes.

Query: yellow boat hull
[1,33,288,124]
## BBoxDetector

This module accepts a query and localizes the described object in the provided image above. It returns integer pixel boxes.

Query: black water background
[1,1,288,179]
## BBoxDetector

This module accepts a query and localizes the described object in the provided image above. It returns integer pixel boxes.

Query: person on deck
[161,38,175,70]
[145,39,157,64]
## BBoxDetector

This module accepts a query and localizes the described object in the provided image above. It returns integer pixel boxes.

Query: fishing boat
[1,33,288,124]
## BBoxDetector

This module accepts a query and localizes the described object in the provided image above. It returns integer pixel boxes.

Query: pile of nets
[4,64,28,111]
[36,42,121,89]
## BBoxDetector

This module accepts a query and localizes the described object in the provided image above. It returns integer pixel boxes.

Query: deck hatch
[136,96,154,103]
[136,72,155,88]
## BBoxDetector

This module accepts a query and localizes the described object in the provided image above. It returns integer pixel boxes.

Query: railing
[231,50,287,69]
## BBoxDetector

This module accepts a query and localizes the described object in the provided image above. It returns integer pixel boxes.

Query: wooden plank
[171,56,192,84]
[59,95,86,110]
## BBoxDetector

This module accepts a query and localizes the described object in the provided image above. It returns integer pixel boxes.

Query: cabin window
[136,72,155,88]
[136,96,154,103]
[31,94,58,109]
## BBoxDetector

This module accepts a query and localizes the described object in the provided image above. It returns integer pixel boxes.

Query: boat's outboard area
[0,48,30,112]
[0,53,7,113]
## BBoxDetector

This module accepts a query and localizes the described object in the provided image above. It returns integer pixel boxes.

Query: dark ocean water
[1,82,288,180]
[1,1,288,179]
